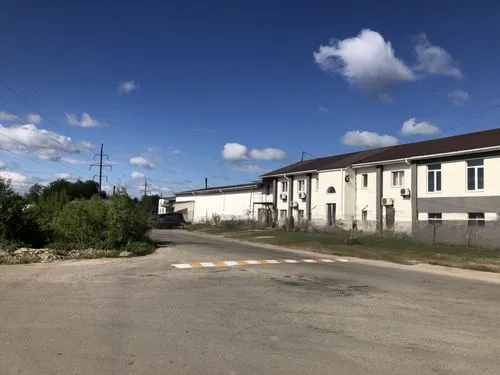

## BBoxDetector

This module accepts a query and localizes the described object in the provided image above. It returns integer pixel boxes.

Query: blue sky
[1,1,500,195]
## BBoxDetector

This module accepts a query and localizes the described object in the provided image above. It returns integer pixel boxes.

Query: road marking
[171,258,351,269]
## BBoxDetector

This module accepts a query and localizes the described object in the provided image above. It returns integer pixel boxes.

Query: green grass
[189,226,500,272]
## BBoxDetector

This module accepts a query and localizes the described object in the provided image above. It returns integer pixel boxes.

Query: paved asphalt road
[0,229,499,375]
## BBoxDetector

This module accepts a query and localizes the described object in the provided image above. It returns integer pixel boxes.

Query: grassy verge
[0,241,157,265]
[188,226,500,273]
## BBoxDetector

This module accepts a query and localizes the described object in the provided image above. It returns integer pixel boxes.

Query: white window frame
[427,164,442,193]
[297,180,305,192]
[361,174,368,189]
[281,181,288,193]
[361,210,367,222]
[466,159,484,191]
[391,171,405,187]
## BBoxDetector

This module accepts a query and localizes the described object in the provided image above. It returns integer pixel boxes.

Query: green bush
[122,241,156,256]
[51,196,108,250]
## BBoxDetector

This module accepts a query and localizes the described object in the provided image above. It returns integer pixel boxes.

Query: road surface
[0,229,499,374]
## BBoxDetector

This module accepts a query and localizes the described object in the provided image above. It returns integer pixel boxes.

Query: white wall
[354,166,377,230]
[382,163,412,231]
[417,155,500,198]
[176,189,262,223]
[311,170,344,225]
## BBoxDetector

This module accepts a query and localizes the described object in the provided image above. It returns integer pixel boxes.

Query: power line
[301,151,319,162]
[441,102,500,137]
[90,143,112,196]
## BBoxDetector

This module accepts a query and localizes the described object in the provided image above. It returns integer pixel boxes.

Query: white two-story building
[170,128,500,239]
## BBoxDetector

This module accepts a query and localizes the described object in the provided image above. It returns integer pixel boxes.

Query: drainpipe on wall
[306,173,312,221]
[376,166,384,233]
[272,179,278,224]
[285,174,294,226]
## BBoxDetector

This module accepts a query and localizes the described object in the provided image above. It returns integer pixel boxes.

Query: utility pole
[143,178,148,198]
[90,143,112,196]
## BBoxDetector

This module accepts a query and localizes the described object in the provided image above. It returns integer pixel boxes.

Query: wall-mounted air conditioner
[289,201,298,208]
[381,198,394,206]
[400,188,410,197]
[280,193,287,200]
[298,192,306,199]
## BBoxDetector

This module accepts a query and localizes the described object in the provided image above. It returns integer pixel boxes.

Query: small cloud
[401,118,440,136]
[129,156,155,169]
[314,29,415,100]
[342,130,399,148]
[60,157,88,165]
[448,90,469,106]
[169,149,182,155]
[54,172,71,179]
[147,146,163,153]
[317,104,329,113]
[118,80,139,94]
[222,143,248,161]
[131,171,145,179]
[26,113,41,124]
[0,160,5,169]
[249,148,286,161]
[0,111,17,122]
[66,112,104,128]
[222,143,286,161]
[413,34,462,78]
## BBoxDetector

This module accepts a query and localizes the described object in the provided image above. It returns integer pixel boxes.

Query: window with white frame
[298,210,304,220]
[391,171,405,187]
[361,174,368,188]
[467,159,484,191]
[468,212,485,226]
[297,180,305,192]
[427,213,442,224]
[281,181,288,192]
[427,164,441,192]
[279,209,287,219]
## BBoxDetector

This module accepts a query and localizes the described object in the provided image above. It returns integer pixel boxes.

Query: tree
[26,183,43,204]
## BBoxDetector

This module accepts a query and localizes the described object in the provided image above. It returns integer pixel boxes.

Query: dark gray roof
[262,128,500,176]
[176,182,262,196]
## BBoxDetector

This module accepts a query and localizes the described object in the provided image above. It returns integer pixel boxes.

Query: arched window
[326,186,336,193]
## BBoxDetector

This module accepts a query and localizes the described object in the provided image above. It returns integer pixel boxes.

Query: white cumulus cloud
[222,143,286,161]
[414,34,462,78]
[401,118,440,136]
[0,124,92,161]
[314,29,415,100]
[26,113,41,124]
[222,143,249,161]
[66,112,104,128]
[118,80,139,94]
[0,160,5,169]
[0,170,28,183]
[249,148,286,161]
[342,130,399,148]
[54,172,71,179]
[131,171,145,179]
[0,111,18,122]
[129,156,155,169]
[448,90,469,106]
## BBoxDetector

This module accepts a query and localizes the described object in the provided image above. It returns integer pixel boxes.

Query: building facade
[169,128,500,245]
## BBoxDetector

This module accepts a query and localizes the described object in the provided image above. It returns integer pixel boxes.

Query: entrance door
[385,205,395,230]
[327,203,336,226]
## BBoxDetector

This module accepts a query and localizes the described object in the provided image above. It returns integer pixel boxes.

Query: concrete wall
[310,170,344,226]
[176,189,262,223]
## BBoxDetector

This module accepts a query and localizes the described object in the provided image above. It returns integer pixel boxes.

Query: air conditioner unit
[381,198,394,206]
[400,188,410,197]
[289,201,298,208]
[298,192,306,199]
[279,193,287,200]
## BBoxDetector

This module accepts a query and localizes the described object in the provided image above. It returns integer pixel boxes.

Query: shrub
[52,196,108,250]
